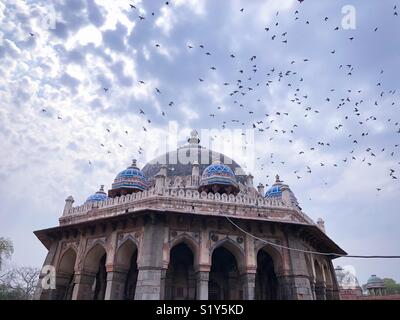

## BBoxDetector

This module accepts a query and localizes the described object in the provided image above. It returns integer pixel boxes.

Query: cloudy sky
[0,0,399,285]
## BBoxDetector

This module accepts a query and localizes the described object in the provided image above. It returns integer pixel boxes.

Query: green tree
[0,237,13,271]
[383,278,400,295]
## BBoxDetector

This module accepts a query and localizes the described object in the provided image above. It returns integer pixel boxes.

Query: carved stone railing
[60,187,315,226]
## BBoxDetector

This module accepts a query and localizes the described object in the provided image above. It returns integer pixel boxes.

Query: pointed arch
[256,244,284,276]
[83,243,107,300]
[58,247,77,274]
[84,243,106,273]
[210,237,245,273]
[56,247,77,300]
[115,237,139,300]
[115,237,139,271]
[169,233,200,267]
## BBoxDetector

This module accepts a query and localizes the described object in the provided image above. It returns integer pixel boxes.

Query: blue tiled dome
[265,184,282,198]
[109,159,148,197]
[85,185,108,204]
[199,160,239,194]
[264,175,300,208]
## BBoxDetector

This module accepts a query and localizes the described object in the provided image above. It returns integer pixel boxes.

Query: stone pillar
[315,281,327,300]
[317,218,325,233]
[328,260,341,300]
[33,242,59,300]
[134,214,165,300]
[310,280,316,300]
[155,165,167,194]
[277,275,294,300]
[191,161,200,186]
[325,284,334,300]
[135,268,163,300]
[242,273,256,300]
[54,272,74,300]
[104,270,128,300]
[257,183,264,196]
[284,232,314,300]
[63,196,74,216]
[72,271,96,300]
[196,271,209,300]
[159,268,167,300]
[246,174,254,188]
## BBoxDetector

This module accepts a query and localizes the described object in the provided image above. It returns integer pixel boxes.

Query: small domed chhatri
[366,275,384,286]
[108,159,148,197]
[365,275,386,296]
[265,175,284,197]
[198,159,240,195]
[85,185,108,204]
[265,174,300,208]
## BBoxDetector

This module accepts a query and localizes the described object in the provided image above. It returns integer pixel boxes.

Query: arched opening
[209,246,242,300]
[165,242,196,300]
[84,244,107,300]
[255,249,278,300]
[115,239,138,300]
[56,248,76,300]
[314,260,326,300]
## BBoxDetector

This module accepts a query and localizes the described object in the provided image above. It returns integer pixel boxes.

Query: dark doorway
[165,242,196,300]
[124,250,138,300]
[209,246,242,300]
[56,248,76,300]
[255,250,278,300]
[93,254,107,300]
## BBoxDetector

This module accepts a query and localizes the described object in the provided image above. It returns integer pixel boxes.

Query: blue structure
[199,160,239,194]
[85,185,108,204]
[108,159,148,197]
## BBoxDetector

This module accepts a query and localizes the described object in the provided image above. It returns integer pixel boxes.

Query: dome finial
[275,174,281,183]
[100,185,104,192]
[188,129,200,145]
[131,159,137,168]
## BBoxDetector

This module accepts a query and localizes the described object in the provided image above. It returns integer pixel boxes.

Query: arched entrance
[209,246,242,300]
[56,248,76,300]
[115,239,138,300]
[165,242,196,300]
[84,244,107,300]
[255,249,278,300]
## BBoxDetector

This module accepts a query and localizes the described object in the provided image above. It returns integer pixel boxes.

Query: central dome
[142,130,246,184]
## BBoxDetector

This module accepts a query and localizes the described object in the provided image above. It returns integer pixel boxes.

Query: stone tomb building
[34,131,346,300]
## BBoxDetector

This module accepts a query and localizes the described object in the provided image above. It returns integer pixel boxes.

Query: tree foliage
[0,237,40,300]
[0,237,14,271]
[0,266,40,300]
[383,278,400,295]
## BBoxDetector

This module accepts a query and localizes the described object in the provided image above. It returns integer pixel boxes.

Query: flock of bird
[35,1,399,194]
